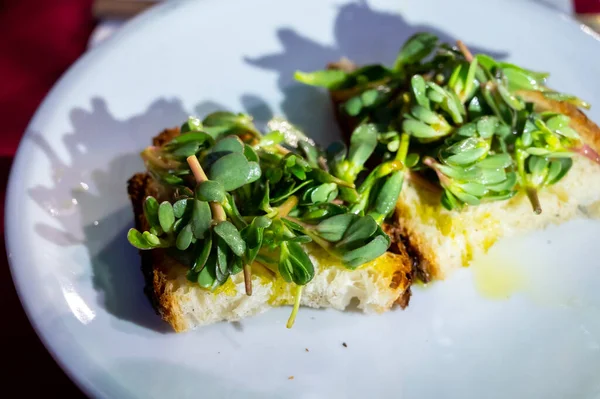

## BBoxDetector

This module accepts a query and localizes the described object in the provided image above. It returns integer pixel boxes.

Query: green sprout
[128,111,396,328]
[294,33,599,215]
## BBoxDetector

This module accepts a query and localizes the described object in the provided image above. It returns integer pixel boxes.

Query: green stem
[357,161,403,195]
[396,132,410,163]
[282,216,332,250]
[277,195,298,218]
[464,58,478,99]
[221,198,246,230]
[141,146,181,170]
[350,187,372,215]
[286,285,303,329]
[481,82,504,121]
[514,147,541,214]
[371,213,385,224]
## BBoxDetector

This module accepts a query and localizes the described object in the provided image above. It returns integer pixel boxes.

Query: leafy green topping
[294,70,348,89]
[129,34,599,328]
[295,33,599,214]
[128,111,400,327]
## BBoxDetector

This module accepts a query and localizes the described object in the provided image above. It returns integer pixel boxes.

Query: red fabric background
[1,0,95,396]
[0,0,95,156]
[574,0,600,13]
[1,0,599,396]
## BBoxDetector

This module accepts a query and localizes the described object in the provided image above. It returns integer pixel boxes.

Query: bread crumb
[342,342,348,348]
[288,376,294,380]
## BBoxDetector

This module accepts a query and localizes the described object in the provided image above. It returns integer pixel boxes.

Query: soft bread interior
[395,156,600,280]
[392,92,600,280]
[153,244,411,332]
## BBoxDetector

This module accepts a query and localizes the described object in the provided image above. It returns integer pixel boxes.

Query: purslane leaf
[294,69,348,89]
[214,221,246,257]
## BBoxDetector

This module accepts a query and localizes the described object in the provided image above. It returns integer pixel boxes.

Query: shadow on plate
[27,97,261,333]
[244,0,507,142]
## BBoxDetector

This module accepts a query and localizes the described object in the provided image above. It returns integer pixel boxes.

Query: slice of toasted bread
[395,154,600,281]
[127,129,412,332]
[397,93,600,280]
[330,85,600,281]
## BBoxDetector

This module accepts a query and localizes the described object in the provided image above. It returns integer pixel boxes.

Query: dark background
[1,0,598,397]
[1,1,94,396]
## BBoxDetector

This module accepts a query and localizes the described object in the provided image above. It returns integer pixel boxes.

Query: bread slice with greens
[295,33,600,281]
[127,115,412,332]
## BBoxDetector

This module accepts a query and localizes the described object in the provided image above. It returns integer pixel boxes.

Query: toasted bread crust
[128,171,190,332]
[382,223,414,307]
[128,127,189,332]
[384,219,433,283]
[127,172,155,308]
[393,201,441,280]
[516,90,600,152]
[152,127,181,147]
[381,222,415,306]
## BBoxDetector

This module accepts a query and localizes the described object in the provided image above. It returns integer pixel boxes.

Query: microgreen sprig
[128,111,401,327]
[295,33,599,214]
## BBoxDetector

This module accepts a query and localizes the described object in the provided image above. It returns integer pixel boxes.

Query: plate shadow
[244,0,507,143]
[27,97,242,333]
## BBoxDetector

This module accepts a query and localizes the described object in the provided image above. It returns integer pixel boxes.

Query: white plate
[6,0,600,398]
